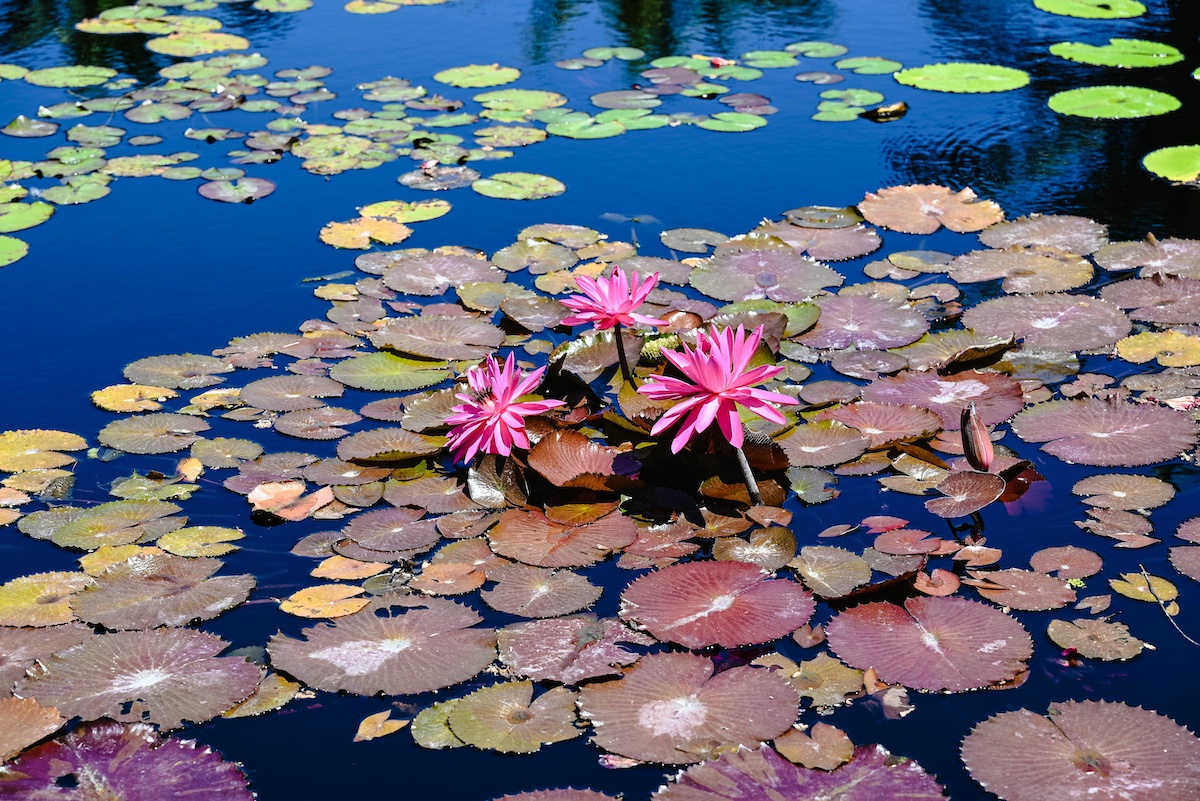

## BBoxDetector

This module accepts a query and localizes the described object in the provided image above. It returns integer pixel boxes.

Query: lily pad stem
[734,443,764,506]
[614,323,638,388]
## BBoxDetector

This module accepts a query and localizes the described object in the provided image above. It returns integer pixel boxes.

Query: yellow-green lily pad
[434,64,521,88]
[472,172,565,200]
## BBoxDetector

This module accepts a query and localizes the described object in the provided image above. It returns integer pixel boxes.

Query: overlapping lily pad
[1012,398,1198,466]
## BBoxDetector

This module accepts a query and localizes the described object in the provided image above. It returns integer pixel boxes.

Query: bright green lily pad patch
[146,32,250,56]
[2,115,58,138]
[472,172,565,200]
[474,89,567,112]
[894,63,1030,93]
[434,64,521,88]
[359,198,451,222]
[835,56,902,75]
[253,0,313,10]
[1142,145,1200,184]
[740,50,799,69]
[0,235,28,267]
[0,202,54,233]
[1047,86,1180,119]
[0,63,29,80]
[582,47,644,61]
[545,114,626,139]
[786,41,848,58]
[696,112,768,132]
[23,65,117,88]
[1034,0,1146,18]
[1049,39,1183,68]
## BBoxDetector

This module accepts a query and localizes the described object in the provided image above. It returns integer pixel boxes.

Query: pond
[2,0,1199,799]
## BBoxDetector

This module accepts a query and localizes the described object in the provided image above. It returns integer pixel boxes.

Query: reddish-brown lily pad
[578,651,800,764]
[859,184,1003,234]
[961,701,1200,801]
[826,596,1032,691]
[498,615,653,684]
[1012,399,1199,466]
[619,561,815,649]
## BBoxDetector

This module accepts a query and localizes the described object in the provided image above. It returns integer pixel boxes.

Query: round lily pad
[434,64,520,88]
[1048,86,1180,119]
[0,235,29,267]
[0,202,54,234]
[198,177,275,203]
[834,56,902,74]
[472,172,565,200]
[147,32,250,57]
[24,65,116,88]
[894,63,1030,93]
[1034,0,1146,18]
[1143,145,1200,184]
[697,112,767,132]
[1049,38,1183,68]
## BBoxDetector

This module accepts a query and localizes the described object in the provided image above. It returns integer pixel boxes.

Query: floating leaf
[498,615,652,684]
[1048,86,1180,119]
[962,295,1130,351]
[1050,38,1183,68]
[267,599,496,695]
[1047,618,1144,660]
[16,629,260,729]
[0,202,54,234]
[329,353,450,392]
[859,185,1003,234]
[1143,145,1200,185]
[1034,0,1147,18]
[973,568,1076,611]
[448,681,580,753]
[0,622,92,688]
[0,696,65,763]
[0,572,91,627]
[1072,473,1175,510]
[1109,572,1177,603]
[148,32,250,57]
[690,248,843,303]
[378,252,503,295]
[791,545,872,598]
[0,429,87,472]
[354,710,409,742]
[123,353,232,389]
[0,235,28,267]
[826,596,1032,691]
[98,413,210,455]
[925,471,1006,518]
[962,701,1200,801]
[817,402,943,448]
[435,64,521,88]
[578,652,799,764]
[23,65,116,88]
[482,562,602,618]
[71,553,254,629]
[280,584,369,618]
[0,720,253,798]
[198,177,275,203]
[1012,399,1198,466]
[1029,546,1103,578]
[894,63,1030,93]
[473,172,565,200]
[619,560,814,649]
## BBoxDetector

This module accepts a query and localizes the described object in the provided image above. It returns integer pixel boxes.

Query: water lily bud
[960,402,994,472]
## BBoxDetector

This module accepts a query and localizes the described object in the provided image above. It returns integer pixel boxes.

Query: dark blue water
[2,1,1199,799]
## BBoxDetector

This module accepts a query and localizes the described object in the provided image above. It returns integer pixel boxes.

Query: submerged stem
[613,323,637,388]
[733,443,764,506]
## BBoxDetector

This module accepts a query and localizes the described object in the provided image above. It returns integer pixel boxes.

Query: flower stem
[613,323,637,388]
[733,444,764,506]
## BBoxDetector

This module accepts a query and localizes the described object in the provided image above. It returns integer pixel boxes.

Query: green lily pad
[593,109,670,130]
[0,63,29,80]
[835,56,903,75]
[696,112,768,132]
[146,32,249,56]
[2,116,58,138]
[433,64,520,88]
[0,202,54,233]
[124,103,193,124]
[894,62,1030,93]
[66,124,126,147]
[1049,38,1183,68]
[42,175,112,205]
[545,113,626,139]
[24,65,117,88]
[254,0,313,9]
[820,88,885,106]
[1047,85,1180,119]
[474,89,567,112]
[1034,0,1146,17]
[472,172,565,200]
[555,57,605,70]
[1143,145,1200,184]
[786,41,848,58]
[198,177,276,203]
[680,82,731,97]
[740,50,798,69]
[358,198,452,222]
[328,352,450,391]
[0,236,28,267]
[582,46,644,61]
[473,125,547,147]
[812,105,863,122]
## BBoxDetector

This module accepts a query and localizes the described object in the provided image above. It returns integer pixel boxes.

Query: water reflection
[525,0,835,64]
[0,0,298,86]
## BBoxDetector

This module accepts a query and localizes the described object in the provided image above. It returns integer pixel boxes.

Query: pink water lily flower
[560,266,668,330]
[445,353,566,463]
[637,324,798,453]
